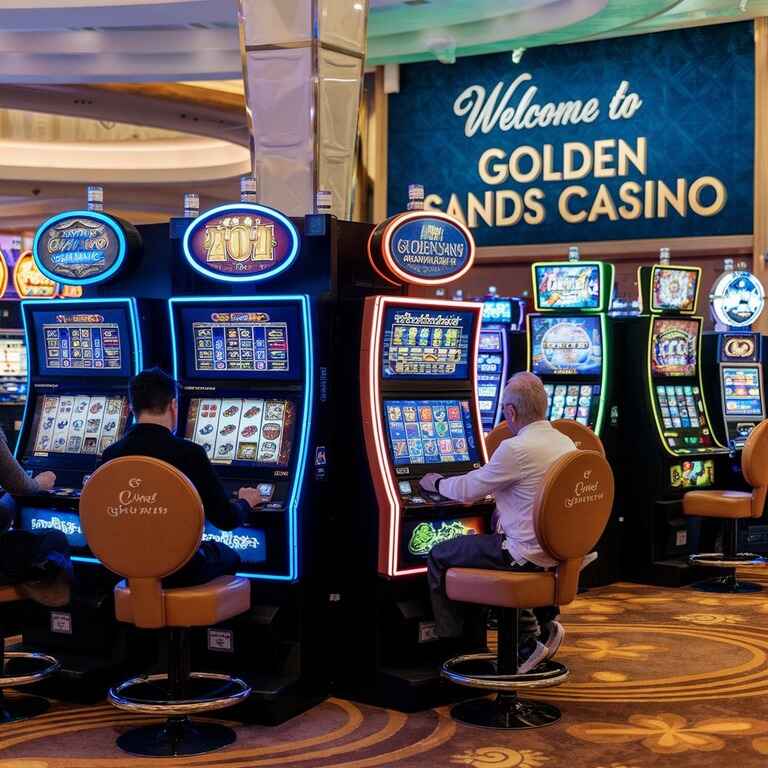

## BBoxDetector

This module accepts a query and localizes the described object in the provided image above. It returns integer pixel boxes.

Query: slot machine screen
[29,307,132,378]
[482,299,513,325]
[184,397,296,467]
[177,304,302,381]
[722,366,764,417]
[534,264,601,310]
[23,394,128,458]
[670,459,715,489]
[384,399,479,469]
[651,318,699,377]
[477,329,505,429]
[381,307,475,380]
[650,266,699,313]
[530,316,603,376]
[0,334,26,378]
[544,383,600,425]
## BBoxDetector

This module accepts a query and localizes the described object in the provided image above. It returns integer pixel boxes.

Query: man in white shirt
[420,371,576,673]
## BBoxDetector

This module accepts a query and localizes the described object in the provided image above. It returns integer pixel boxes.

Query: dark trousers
[162,541,241,589]
[0,529,71,585]
[427,533,558,646]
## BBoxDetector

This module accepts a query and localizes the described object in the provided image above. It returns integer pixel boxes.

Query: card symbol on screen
[454,438,467,452]
[387,406,402,422]
[219,424,236,436]
[43,418,53,430]
[419,407,433,421]
[447,406,460,421]
[435,422,449,437]
[223,406,239,417]
[241,425,258,438]
[424,440,438,456]
[245,406,260,418]
[90,403,103,414]
[73,420,84,430]
[262,423,281,440]
[218,443,234,455]
[199,424,214,435]
[393,440,407,457]
[57,420,68,430]
[403,407,417,422]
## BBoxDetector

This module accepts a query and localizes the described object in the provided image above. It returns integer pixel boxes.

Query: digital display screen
[178,305,301,381]
[720,333,759,363]
[670,460,715,489]
[0,336,26,378]
[26,394,128,457]
[544,383,600,425]
[535,264,601,310]
[651,318,699,377]
[384,399,479,466]
[401,516,485,566]
[651,267,699,313]
[477,329,505,431]
[530,316,603,376]
[30,307,132,378]
[655,383,714,452]
[18,508,87,550]
[381,307,474,380]
[184,397,295,466]
[723,366,764,417]
[202,523,267,565]
[482,299,512,325]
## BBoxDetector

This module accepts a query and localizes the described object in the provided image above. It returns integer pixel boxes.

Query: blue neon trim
[72,556,100,565]
[168,295,313,582]
[32,210,128,287]
[181,204,300,284]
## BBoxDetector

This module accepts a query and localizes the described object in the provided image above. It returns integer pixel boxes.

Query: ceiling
[0,0,761,229]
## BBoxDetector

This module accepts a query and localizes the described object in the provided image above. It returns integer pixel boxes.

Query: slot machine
[527,260,614,434]
[474,295,526,434]
[0,329,28,443]
[344,210,494,709]
[614,263,729,585]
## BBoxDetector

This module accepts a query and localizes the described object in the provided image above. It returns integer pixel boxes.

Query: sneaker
[518,641,548,674]
[17,573,71,608]
[541,620,565,659]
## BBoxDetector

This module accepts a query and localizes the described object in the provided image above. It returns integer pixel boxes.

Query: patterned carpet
[4,570,768,768]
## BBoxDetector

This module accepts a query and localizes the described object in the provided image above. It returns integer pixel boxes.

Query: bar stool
[683,419,768,593]
[0,585,59,722]
[80,456,252,757]
[441,449,614,729]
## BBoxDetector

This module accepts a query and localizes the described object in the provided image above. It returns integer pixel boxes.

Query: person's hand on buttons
[420,473,443,494]
[34,471,56,492]
[238,487,264,509]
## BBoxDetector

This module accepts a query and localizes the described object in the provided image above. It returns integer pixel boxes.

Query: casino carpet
[5,570,768,767]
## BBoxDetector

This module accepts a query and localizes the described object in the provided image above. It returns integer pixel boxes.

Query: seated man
[100,368,262,587]
[420,371,576,673]
[0,429,71,607]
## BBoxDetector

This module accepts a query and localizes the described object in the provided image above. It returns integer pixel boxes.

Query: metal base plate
[0,694,50,723]
[451,694,561,730]
[116,719,236,757]
[692,576,763,594]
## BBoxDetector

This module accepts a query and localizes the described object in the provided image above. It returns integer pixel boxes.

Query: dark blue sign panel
[203,522,267,565]
[33,211,138,285]
[388,23,754,246]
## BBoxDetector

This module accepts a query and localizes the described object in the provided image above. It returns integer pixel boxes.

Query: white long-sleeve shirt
[438,420,576,567]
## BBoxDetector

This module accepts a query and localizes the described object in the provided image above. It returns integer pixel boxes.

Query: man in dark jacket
[100,368,262,587]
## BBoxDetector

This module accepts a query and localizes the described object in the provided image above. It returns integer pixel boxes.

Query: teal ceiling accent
[367,0,767,63]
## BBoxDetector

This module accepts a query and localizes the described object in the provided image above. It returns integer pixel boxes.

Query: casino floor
[3,567,768,767]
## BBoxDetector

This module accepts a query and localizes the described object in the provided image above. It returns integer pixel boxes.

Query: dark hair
[129,368,177,415]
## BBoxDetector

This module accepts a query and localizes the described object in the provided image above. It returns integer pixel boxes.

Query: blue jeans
[162,541,241,588]
[427,533,558,646]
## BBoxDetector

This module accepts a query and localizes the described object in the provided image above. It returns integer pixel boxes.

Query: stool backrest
[80,456,204,628]
[485,422,512,458]
[534,450,614,605]
[742,419,768,517]
[551,419,606,457]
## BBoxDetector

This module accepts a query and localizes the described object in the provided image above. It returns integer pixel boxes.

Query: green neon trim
[594,313,609,435]
[530,260,614,313]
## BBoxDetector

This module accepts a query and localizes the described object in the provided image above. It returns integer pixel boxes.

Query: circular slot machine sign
[14,250,59,298]
[33,210,141,286]
[711,270,765,328]
[183,203,299,283]
[368,210,475,286]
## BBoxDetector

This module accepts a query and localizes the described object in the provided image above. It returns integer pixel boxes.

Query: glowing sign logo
[13,251,59,298]
[408,519,478,556]
[183,204,299,283]
[723,334,757,360]
[711,271,765,328]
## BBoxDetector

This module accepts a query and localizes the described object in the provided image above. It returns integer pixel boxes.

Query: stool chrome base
[0,694,50,723]
[691,575,763,593]
[116,716,235,757]
[451,693,561,730]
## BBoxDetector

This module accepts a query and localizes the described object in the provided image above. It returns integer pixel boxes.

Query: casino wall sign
[710,271,765,328]
[33,210,142,286]
[183,203,299,283]
[368,210,475,286]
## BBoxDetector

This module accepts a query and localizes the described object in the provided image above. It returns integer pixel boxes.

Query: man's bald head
[501,372,548,432]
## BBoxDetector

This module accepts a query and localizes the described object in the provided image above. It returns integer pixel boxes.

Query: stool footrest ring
[0,652,60,687]
[109,672,251,715]
[442,653,569,690]
[690,552,765,567]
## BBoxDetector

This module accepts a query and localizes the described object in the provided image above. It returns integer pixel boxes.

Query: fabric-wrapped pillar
[238,0,368,219]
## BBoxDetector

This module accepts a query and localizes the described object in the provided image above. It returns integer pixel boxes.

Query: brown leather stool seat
[441,450,614,730]
[80,456,252,757]
[683,420,768,592]
[0,586,60,723]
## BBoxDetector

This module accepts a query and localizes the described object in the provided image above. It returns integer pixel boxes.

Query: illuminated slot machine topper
[532,261,613,313]
[528,315,605,429]
[649,316,720,455]
[646,265,701,314]
[477,328,507,433]
[481,299,513,326]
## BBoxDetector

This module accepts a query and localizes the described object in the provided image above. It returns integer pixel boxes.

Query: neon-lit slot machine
[351,210,493,708]
[614,262,729,585]
[527,259,614,434]
[0,330,28,442]
[474,295,527,434]
[10,201,162,690]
